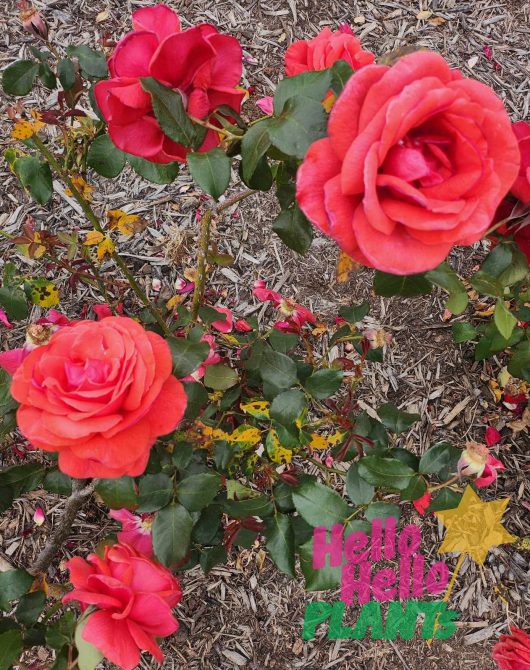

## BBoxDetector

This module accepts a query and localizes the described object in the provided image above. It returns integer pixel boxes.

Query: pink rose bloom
[211,306,233,333]
[63,543,182,670]
[511,121,530,204]
[109,509,154,557]
[94,4,245,164]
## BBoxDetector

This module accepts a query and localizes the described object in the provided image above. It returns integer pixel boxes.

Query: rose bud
[18,1,48,40]
[457,441,489,477]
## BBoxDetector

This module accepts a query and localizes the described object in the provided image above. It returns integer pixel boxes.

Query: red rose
[492,627,530,670]
[63,543,182,670]
[94,4,244,164]
[285,27,374,76]
[511,121,530,204]
[11,317,186,478]
[296,51,520,275]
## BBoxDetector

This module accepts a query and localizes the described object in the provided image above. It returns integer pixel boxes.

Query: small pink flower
[211,306,233,333]
[256,96,274,115]
[475,455,505,488]
[109,509,154,557]
[413,490,432,516]
[485,426,502,447]
[0,308,13,329]
[324,454,334,468]
[235,319,253,332]
[33,506,45,526]
[175,278,194,294]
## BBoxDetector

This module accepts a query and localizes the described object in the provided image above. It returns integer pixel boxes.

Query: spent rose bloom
[63,543,182,670]
[181,333,221,382]
[109,509,154,557]
[253,280,316,331]
[94,4,245,164]
[297,51,520,275]
[457,441,505,488]
[11,317,186,478]
[511,121,530,204]
[492,627,530,670]
[285,27,375,76]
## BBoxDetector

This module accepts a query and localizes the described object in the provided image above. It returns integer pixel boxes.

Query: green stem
[32,135,170,334]
[191,209,212,321]
[307,456,345,476]
[428,474,460,493]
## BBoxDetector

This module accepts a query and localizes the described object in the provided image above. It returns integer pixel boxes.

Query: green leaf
[274,70,332,114]
[305,369,343,400]
[137,473,173,512]
[425,262,469,315]
[0,570,33,611]
[239,154,272,191]
[45,611,75,651]
[346,462,375,505]
[330,60,354,95]
[38,63,56,89]
[273,481,295,513]
[152,503,193,566]
[427,489,462,512]
[388,448,419,471]
[74,615,104,670]
[494,299,517,340]
[452,322,477,343]
[270,390,306,430]
[223,495,274,519]
[508,341,530,382]
[260,348,298,388]
[177,472,221,512]
[15,591,45,627]
[481,242,514,277]
[299,538,341,591]
[268,330,299,353]
[399,474,427,501]
[188,148,231,200]
[2,60,39,96]
[0,463,45,513]
[126,154,180,184]
[374,271,432,297]
[200,546,227,575]
[0,287,28,321]
[272,206,313,254]
[377,403,419,433]
[57,59,76,90]
[364,502,401,522]
[13,157,53,205]
[43,468,72,496]
[182,382,209,420]
[292,479,349,527]
[0,629,22,670]
[203,364,238,391]
[268,96,327,159]
[192,503,222,544]
[470,271,504,297]
[87,135,126,178]
[66,46,108,79]
[166,337,209,378]
[419,442,460,477]
[498,246,529,286]
[241,120,272,184]
[140,77,205,149]
[95,476,138,510]
[357,456,416,490]
[338,303,370,323]
[265,514,295,578]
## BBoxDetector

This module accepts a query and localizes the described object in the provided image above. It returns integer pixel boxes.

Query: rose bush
[297,51,520,274]
[10,316,186,478]
[94,3,245,163]
[63,543,182,670]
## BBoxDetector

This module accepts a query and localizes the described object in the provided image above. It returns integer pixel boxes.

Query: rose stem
[30,478,99,576]
[32,135,170,335]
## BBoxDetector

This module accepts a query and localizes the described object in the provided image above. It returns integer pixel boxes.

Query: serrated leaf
[268,96,327,159]
[292,479,349,527]
[66,46,108,79]
[166,337,209,378]
[87,134,126,178]
[137,473,173,512]
[95,476,138,510]
[260,348,298,388]
[304,369,343,400]
[346,462,375,505]
[152,503,193,566]
[273,70,332,114]
[241,120,272,184]
[203,364,238,390]
[494,299,517,340]
[357,456,415,490]
[126,154,180,184]
[452,322,477,343]
[0,570,33,610]
[177,472,220,511]
[265,514,295,578]
[418,442,460,477]
[364,501,401,522]
[0,629,23,670]
[374,271,432,297]
[0,287,28,321]
[13,156,53,205]
[188,148,231,200]
[272,206,313,254]
[377,403,419,433]
[2,60,39,96]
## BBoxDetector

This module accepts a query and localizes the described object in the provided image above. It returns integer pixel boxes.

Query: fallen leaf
[416,10,433,20]
[96,10,109,22]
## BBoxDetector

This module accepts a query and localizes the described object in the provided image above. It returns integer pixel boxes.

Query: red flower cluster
[297,51,520,275]
[95,4,245,163]
[63,543,182,670]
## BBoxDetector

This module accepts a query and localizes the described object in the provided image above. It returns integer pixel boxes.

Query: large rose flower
[511,121,530,204]
[492,627,530,670]
[11,317,186,478]
[94,4,245,163]
[297,51,521,274]
[285,26,374,76]
[63,543,182,670]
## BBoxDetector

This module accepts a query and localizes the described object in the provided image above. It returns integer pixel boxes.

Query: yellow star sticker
[435,485,516,565]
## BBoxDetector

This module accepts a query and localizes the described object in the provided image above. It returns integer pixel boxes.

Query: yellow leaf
[96,9,109,22]
[266,430,292,464]
[309,431,345,449]
[311,323,328,337]
[66,176,93,200]
[97,236,115,260]
[337,251,359,283]
[166,294,184,311]
[488,379,503,403]
[117,214,143,236]
[107,209,128,229]
[12,120,38,140]
[221,334,240,345]
[225,426,261,445]
[322,93,337,113]
[84,230,105,246]
[30,281,59,308]
[240,400,271,419]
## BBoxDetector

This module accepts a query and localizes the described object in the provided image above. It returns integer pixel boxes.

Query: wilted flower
[363,328,392,349]
[18,1,48,40]
[253,280,316,332]
[457,441,505,488]
[256,96,273,116]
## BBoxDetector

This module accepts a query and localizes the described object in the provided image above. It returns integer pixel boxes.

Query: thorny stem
[216,188,256,213]
[32,135,170,335]
[30,479,99,576]
[191,209,212,321]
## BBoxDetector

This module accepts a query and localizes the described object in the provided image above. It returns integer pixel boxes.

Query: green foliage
[152,503,193,566]
[166,337,210,378]
[87,135,126,178]
[373,271,432,297]
[13,157,53,205]
[188,148,231,200]
[2,60,39,96]
[272,206,313,254]
[66,46,108,79]
[95,477,138,510]
[377,403,420,433]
